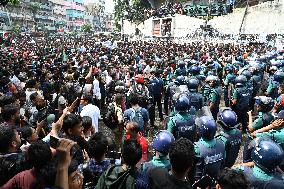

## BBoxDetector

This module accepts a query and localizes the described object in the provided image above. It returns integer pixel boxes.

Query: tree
[11,24,21,36]
[113,0,151,28]
[0,0,19,6]
[29,2,40,27]
[81,23,92,33]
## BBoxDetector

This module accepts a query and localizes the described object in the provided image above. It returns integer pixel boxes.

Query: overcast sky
[105,0,114,13]
[84,0,114,13]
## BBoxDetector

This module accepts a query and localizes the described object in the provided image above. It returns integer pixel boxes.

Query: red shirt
[125,133,148,161]
[2,169,43,189]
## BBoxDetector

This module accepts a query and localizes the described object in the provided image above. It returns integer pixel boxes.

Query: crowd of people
[0,33,284,189]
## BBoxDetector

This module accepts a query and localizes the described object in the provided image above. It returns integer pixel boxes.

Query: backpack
[103,103,119,130]
[132,84,148,108]
[99,165,149,189]
[129,107,145,132]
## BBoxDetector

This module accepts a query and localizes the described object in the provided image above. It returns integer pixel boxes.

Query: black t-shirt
[149,168,192,189]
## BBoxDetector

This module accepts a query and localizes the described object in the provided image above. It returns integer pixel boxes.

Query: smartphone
[192,175,213,189]
[50,135,60,149]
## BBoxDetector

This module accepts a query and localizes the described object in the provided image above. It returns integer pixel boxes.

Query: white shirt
[80,104,100,132]
[92,79,101,100]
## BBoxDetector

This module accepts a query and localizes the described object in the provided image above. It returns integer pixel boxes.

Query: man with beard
[0,123,31,186]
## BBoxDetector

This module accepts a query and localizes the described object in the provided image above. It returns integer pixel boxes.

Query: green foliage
[11,24,21,36]
[113,0,151,28]
[81,23,92,33]
[0,0,19,6]
[29,2,40,12]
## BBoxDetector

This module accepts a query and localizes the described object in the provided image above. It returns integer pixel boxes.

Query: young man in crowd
[80,94,100,133]
[0,123,30,186]
[124,93,149,134]
[148,138,195,189]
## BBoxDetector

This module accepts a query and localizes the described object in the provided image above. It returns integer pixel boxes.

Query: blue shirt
[124,107,149,130]
[78,159,111,178]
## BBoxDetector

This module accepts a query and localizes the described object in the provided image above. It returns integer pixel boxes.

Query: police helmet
[198,116,217,141]
[217,109,238,129]
[241,70,252,80]
[175,94,190,112]
[234,75,247,86]
[188,78,199,90]
[152,130,175,155]
[251,139,284,172]
[206,75,219,83]
[176,76,186,85]
[178,60,185,67]
[274,71,284,82]
[269,66,278,72]
[271,60,281,67]
[255,96,274,110]
[189,66,200,75]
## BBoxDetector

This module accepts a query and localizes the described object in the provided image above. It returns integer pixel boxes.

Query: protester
[0,26,284,189]
[148,138,195,189]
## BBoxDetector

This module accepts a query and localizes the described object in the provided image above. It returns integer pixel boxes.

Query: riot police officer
[239,139,284,188]
[231,75,250,132]
[248,96,274,133]
[241,70,255,110]
[216,109,242,168]
[175,76,189,94]
[167,94,196,142]
[187,78,204,111]
[223,65,236,107]
[266,71,284,99]
[206,76,221,120]
[149,70,164,128]
[254,110,284,157]
[174,61,187,77]
[194,116,225,181]
[167,76,189,116]
[164,77,176,115]
[142,130,174,172]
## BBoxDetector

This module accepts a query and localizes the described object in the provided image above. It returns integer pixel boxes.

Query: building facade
[0,0,114,32]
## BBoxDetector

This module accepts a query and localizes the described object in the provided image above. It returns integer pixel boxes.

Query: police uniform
[142,156,171,173]
[194,138,225,181]
[246,79,255,110]
[149,77,164,126]
[266,80,279,99]
[202,84,211,105]
[188,91,204,111]
[167,113,196,142]
[252,112,274,131]
[275,94,284,113]
[256,128,284,150]
[232,86,250,131]
[223,73,236,107]
[208,87,221,120]
[238,166,284,189]
[217,129,242,168]
[174,67,187,77]
[164,82,178,115]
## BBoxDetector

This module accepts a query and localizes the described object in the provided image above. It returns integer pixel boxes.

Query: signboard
[153,20,160,36]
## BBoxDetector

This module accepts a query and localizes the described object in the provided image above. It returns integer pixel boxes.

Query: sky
[85,0,114,13]
[105,0,114,13]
